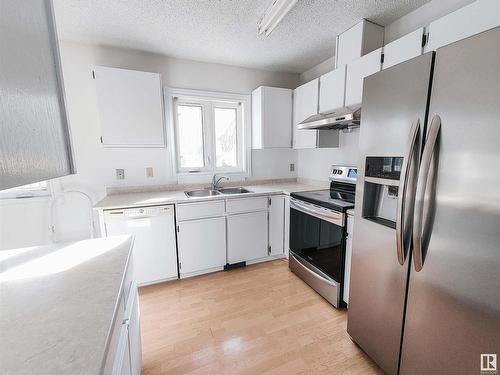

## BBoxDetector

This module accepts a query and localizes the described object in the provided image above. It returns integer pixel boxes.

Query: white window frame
[0,181,51,200]
[166,88,251,179]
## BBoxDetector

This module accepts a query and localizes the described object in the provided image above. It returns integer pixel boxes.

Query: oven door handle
[290,254,337,287]
[290,198,344,226]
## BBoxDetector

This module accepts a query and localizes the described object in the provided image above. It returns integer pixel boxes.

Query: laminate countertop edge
[0,235,134,375]
[93,182,326,211]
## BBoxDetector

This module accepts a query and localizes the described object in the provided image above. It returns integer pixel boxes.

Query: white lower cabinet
[227,211,268,264]
[344,215,354,304]
[127,289,141,375]
[103,259,141,375]
[176,195,286,277]
[269,196,285,256]
[177,216,226,277]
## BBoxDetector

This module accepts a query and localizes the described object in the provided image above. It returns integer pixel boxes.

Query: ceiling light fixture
[258,0,298,37]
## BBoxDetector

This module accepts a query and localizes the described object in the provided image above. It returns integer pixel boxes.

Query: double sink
[185,187,252,198]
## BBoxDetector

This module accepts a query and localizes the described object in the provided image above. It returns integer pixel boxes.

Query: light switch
[290,163,295,172]
[146,167,154,178]
[116,169,125,180]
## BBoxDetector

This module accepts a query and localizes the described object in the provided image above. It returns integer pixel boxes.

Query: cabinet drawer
[176,200,225,220]
[226,197,269,214]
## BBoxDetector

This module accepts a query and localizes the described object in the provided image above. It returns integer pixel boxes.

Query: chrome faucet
[212,174,229,190]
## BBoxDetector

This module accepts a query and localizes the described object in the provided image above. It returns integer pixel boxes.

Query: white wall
[299,56,335,84]
[0,42,299,249]
[297,129,360,182]
[59,42,299,196]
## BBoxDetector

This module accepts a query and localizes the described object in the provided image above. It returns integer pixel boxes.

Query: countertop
[0,235,134,375]
[93,182,326,210]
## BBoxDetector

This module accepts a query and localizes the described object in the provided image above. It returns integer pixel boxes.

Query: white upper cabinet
[426,0,500,51]
[293,79,318,149]
[94,66,165,147]
[383,28,424,70]
[1,0,74,190]
[345,48,382,109]
[319,65,347,114]
[252,86,292,149]
[336,20,384,67]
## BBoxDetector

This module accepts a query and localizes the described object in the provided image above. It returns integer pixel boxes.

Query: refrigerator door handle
[413,115,441,272]
[396,118,420,265]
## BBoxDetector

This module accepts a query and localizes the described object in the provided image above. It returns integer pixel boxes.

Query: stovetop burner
[291,165,357,212]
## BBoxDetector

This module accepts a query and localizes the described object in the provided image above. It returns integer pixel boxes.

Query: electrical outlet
[116,169,125,180]
[146,167,154,178]
[290,163,295,172]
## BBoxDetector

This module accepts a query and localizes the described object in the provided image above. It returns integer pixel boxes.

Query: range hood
[298,107,361,130]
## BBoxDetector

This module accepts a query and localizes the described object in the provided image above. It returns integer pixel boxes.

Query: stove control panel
[330,165,357,183]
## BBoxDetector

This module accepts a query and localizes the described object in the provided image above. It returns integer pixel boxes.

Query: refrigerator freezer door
[400,27,500,375]
[347,53,434,375]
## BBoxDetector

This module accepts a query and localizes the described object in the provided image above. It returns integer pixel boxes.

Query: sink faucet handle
[213,174,229,190]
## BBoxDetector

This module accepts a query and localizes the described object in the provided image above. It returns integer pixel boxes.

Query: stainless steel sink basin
[185,189,221,197]
[218,187,253,194]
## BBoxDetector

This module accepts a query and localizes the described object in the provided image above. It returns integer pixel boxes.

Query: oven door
[289,198,346,306]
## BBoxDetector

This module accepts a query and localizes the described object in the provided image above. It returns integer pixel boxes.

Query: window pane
[177,105,204,169]
[214,107,237,168]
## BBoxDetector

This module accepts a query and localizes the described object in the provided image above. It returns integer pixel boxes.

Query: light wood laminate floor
[139,259,382,374]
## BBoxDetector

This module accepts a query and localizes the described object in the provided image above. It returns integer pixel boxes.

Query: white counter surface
[0,235,133,375]
[94,182,325,210]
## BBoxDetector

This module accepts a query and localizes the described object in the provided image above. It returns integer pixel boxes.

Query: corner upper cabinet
[382,28,424,70]
[345,48,382,109]
[293,79,318,149]
[252,86,292,149]
[1,0,74,190]
[425,0,500,51]
[319,65,347,114]
[336,20,384,67]
[94,66,165,147]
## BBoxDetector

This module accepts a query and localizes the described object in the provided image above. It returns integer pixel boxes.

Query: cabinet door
[127,289,141,375]
[426,0,500,51]
[319,65,347,114]
[94,66,164,147]
[112,322,131,375]
[343,215,354,304]
[284,196,291,256]
[177,217,226,276]
[383,28,424,70]
[293,79,318,149]
[345,48,382,108]
[227,211,268,264]
[252,87,292,149]
[269,196,285,256]
[1,0,74,190]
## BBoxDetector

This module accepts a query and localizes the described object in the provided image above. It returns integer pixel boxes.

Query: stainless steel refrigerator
[347,26,500,375]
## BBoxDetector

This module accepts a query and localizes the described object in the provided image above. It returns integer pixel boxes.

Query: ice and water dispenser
[362,157,403,229]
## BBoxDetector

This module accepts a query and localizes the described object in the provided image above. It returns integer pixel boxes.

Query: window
[0,181,50,199]
[172,91,248,175]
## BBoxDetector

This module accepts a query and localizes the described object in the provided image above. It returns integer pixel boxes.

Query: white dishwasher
[103,205,178,285]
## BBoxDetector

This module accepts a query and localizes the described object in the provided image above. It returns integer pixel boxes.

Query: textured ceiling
[53,0,430,73]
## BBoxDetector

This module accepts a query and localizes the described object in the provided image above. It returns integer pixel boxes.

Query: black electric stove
[288,165,357,308]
